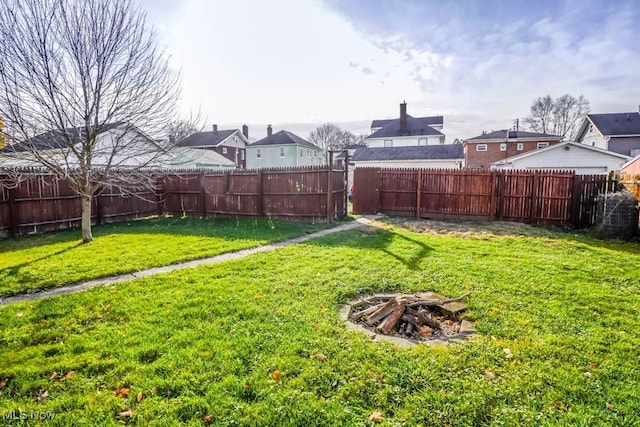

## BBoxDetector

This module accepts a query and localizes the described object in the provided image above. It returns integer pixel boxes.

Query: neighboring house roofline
[577,112,640,138]
[465,130,563,142]
[491,141,631,166]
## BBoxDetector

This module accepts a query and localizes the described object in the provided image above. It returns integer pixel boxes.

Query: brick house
[177,124,249,169]
[463,130,563,169]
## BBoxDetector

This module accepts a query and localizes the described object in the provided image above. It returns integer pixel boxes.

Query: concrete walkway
[0,216,380,307]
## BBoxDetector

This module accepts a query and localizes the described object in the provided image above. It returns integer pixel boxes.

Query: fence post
[416,169,422,218]
[529,171,539,224]
[343,150,349,217]
[156,176,164,217]
[327,151,334,222]
[199,171,207,218]
[257,170,264,218]
[489,171,497,221]
[7,185,18,237]
[570,174,581,228]
[95,186,104,226]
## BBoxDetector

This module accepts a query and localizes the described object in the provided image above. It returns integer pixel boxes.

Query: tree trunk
[81,192,93,243]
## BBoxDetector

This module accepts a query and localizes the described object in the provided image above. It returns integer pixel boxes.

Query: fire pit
[339,292,476,347]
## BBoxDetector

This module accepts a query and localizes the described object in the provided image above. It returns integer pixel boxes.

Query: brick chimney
[242,124,248,139]
[267,124,272,137]
[212,124,218,132]
[400,101,407,132]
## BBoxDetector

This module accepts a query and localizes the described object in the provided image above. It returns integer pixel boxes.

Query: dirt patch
[375,216,566,239]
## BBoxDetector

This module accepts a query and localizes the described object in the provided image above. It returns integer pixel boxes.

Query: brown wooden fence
[353,168,608,228]
[0,166,346,238]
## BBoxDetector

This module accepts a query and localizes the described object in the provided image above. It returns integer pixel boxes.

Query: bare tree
[0,0,183,242]
[308,123,366,163]
[524,94,590,138]
[165,113,205,144]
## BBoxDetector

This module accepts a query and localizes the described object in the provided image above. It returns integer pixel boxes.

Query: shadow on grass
[374,216,640,255]
[306,225,434,269]
[1,242,84,273]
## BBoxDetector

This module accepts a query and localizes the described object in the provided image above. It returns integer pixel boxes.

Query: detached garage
[491,141,630,174]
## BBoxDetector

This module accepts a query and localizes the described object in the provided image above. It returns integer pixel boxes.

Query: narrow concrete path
[0,216,381,307]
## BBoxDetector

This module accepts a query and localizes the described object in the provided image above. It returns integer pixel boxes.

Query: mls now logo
[3,409,55,420]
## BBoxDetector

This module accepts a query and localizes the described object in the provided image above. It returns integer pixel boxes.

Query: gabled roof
[371,115,443,129]
[586,112,640,136]
[249,130,320,149]
[367,116,445,139]
[352,145,463,162]
[5,122,127,153]
[171,147,236,167]
[491,141,630,166]
[176,129,239,148]
[466,130,562,142]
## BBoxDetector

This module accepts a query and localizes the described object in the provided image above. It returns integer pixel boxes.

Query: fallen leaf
[485,370,496,380]
[272,370,281,381]
[312,353,327,361]
[606,402,615,410]
[136,391,143,402]
[583,372,592,378]
[503,348,513,359]
[114,387,130,397]
[588,362,598,369]
[311,322,319,328]
[369,409,384,423]
[0,379,6,390]
[118,409,134,418]
[203,414,213,423]
[16,312,23,317]
[49,372,58,381]
[60,371,75,381]
[103,303,112,311]
[320,306,328,313]
[419,326,433,337]
[37,390,49,402]
[320,397,326,403]
[39,318,46,324]
[254,294,264,300]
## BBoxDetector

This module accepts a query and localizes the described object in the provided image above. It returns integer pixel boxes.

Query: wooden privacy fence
[353,168,608,228]
[0,166,346,238]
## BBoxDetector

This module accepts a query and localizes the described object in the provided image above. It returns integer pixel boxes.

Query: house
[366,102,445,147]
[620,154,640,175]
[170,147,236,170]
[177,124,249,169]
[1,122,169,169]
[574,107,640,157]
[351,145,464,169]
[491,141,630,174]
[463,130,563,169]
[245,125,324,169]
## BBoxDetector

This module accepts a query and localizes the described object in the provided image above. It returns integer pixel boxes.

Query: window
[256,148,261,159]
[384,140,393,147]
[500,143,507,151]
[476,144,487,151]
[241,150,245,160]
[300,149,304,157]
[280,147,285,157]
[589,124,593,133]
[418,138,427,146]
[308,149,311,157]
[516,143,524,151]
[537,142,549,149]
[222,147,227,154]
[314,150,317,157]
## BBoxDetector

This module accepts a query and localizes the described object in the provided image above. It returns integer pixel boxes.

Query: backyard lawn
[0,218,639,425]
[0,216,332,298]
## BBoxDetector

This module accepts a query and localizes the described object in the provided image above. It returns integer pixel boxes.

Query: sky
[140,0,640,142]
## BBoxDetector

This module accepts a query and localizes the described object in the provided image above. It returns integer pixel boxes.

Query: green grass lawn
[0,216,332,298]
[0,219,639,426]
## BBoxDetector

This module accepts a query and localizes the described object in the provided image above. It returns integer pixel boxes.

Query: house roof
[5,122,127,153]
[352,145,463,162]
[371,115,443,129]
[367,116,445,139]
[249,130,319,149]
[176,129,238,148]
[171,147,236,167]
[586,112,640,136]
[466,130,563,142]
[491,141,631,166]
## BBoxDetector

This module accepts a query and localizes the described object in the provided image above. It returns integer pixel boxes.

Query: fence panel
[420,169,494,220]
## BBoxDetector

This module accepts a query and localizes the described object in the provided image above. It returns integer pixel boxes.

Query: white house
[352,145,464,169]
[574,107,640,157]
[169,147,236,170]
[366,102,445,147]
[491,141,631,174]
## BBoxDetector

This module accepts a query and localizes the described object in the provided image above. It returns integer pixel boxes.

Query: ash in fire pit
[342,292,475,346]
